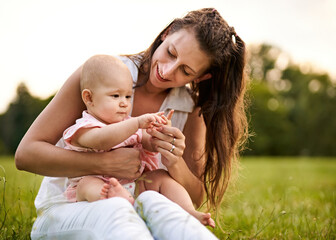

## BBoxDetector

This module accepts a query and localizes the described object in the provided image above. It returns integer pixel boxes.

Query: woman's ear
[194,73,212,83]
[82,89,93,106]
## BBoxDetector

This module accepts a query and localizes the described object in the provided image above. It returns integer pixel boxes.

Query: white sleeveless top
[34,55,195,211]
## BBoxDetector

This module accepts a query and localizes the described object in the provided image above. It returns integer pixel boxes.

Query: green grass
[0,156,43,239]
[214,157,336,239]
[1,156,335,239]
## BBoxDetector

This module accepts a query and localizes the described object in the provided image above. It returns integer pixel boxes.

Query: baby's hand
[137,112,166,129]
[151,110,174,128]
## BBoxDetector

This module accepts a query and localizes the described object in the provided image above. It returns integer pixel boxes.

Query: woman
[15,8,248,239]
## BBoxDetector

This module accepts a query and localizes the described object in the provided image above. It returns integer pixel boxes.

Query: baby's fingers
[154,113,167,124]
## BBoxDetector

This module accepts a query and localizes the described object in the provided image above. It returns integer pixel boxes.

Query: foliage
[0,83,53,154]
[245,44,336,156]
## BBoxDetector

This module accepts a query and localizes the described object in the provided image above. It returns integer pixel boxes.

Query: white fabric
[32,196,153,240]
[32,191,217,240]
[135,191,218,240]
[34,140,70,211]
[31,56,217,239]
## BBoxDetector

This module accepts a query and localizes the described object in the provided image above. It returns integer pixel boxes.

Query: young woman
[15,8,248,239]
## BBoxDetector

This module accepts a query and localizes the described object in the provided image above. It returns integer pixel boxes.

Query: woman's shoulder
[163,86,194,113]
[117,55,140,84]
[159,86,195,131]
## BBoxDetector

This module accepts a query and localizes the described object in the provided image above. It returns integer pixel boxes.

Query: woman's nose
[162,61,177,79]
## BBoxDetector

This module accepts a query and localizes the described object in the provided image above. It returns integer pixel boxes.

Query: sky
[0,0,335,113]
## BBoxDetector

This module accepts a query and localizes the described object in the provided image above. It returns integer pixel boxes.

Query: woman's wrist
[166,158,190,187]
[98,148,142,180]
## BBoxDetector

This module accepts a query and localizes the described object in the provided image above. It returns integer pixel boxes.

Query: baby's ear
[82,89,93,105]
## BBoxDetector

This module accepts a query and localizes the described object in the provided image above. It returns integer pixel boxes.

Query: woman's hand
[151,126,186,167]
[146,110,186,168]
[101,148,142,180]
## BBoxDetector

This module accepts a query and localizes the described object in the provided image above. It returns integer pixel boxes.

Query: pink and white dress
[63,111,159,202]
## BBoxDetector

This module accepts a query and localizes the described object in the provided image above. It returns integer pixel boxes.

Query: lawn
[0,156,43,239]
[0,156,335,239]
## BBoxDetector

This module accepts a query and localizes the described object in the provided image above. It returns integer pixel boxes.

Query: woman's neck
[142,82,168,96]
[137,72,167,95]
[132,84,169,117]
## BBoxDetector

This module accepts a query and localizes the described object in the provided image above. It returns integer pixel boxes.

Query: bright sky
[1,0,335,113]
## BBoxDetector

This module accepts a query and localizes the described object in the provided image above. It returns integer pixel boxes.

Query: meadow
[0,156,335,239]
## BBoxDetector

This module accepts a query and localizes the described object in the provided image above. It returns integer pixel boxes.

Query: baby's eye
[126,95,132,99]
[111,94,119,98]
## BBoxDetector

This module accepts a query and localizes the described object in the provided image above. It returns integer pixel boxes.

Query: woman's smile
[156,65,169,82]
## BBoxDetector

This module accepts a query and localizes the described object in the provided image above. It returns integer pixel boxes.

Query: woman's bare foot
[191,211,216,228]
[100,178,135,205]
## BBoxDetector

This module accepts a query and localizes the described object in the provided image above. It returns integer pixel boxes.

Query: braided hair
[129,8,248,209]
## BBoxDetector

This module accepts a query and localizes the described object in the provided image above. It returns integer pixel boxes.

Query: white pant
[31,191,218,240]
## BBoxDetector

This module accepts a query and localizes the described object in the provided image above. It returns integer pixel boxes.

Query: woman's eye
[182,69,190,76]
[167,49,175,57]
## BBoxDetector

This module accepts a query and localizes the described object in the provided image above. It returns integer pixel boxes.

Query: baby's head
[80,55,133,124]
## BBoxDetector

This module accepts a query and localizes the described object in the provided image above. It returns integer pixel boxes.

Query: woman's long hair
[128,8,249,209]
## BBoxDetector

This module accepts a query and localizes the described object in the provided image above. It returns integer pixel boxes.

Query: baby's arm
[73,113,166,151]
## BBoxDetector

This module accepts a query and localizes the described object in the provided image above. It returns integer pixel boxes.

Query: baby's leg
[136,170,215,228]
[101,178,135,205]
[77,176,134,204]
[76,176,106,202]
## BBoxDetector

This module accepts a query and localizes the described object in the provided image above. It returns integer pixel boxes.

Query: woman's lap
[31,197,153,240]
[135,191,217,240]
[31,191,217,240]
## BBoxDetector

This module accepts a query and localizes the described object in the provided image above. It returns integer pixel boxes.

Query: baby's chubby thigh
[135,169,171,196]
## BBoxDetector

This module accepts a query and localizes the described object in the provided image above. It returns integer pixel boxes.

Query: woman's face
[149,29,211,90]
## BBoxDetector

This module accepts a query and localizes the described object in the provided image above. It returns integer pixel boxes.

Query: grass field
[0,156,335,239]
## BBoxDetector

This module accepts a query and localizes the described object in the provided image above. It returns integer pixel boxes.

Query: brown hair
[129,8,248,209]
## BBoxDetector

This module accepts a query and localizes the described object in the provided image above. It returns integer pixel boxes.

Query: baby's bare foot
[100,182,110,200]
[101,178,135,205]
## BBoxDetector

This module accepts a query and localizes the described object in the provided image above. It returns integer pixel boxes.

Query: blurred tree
[246,80,296,155]
[245,43,336,156]
[0,83,53,154]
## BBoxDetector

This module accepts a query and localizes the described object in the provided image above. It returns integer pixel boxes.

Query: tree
[245,43,336,156]
[0,83,53,154]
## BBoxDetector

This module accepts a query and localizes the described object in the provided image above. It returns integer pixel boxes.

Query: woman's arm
[15,65,142,179]
[149,107,206,207]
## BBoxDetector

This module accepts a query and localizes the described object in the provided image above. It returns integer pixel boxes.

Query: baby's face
[88,69,133,124]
